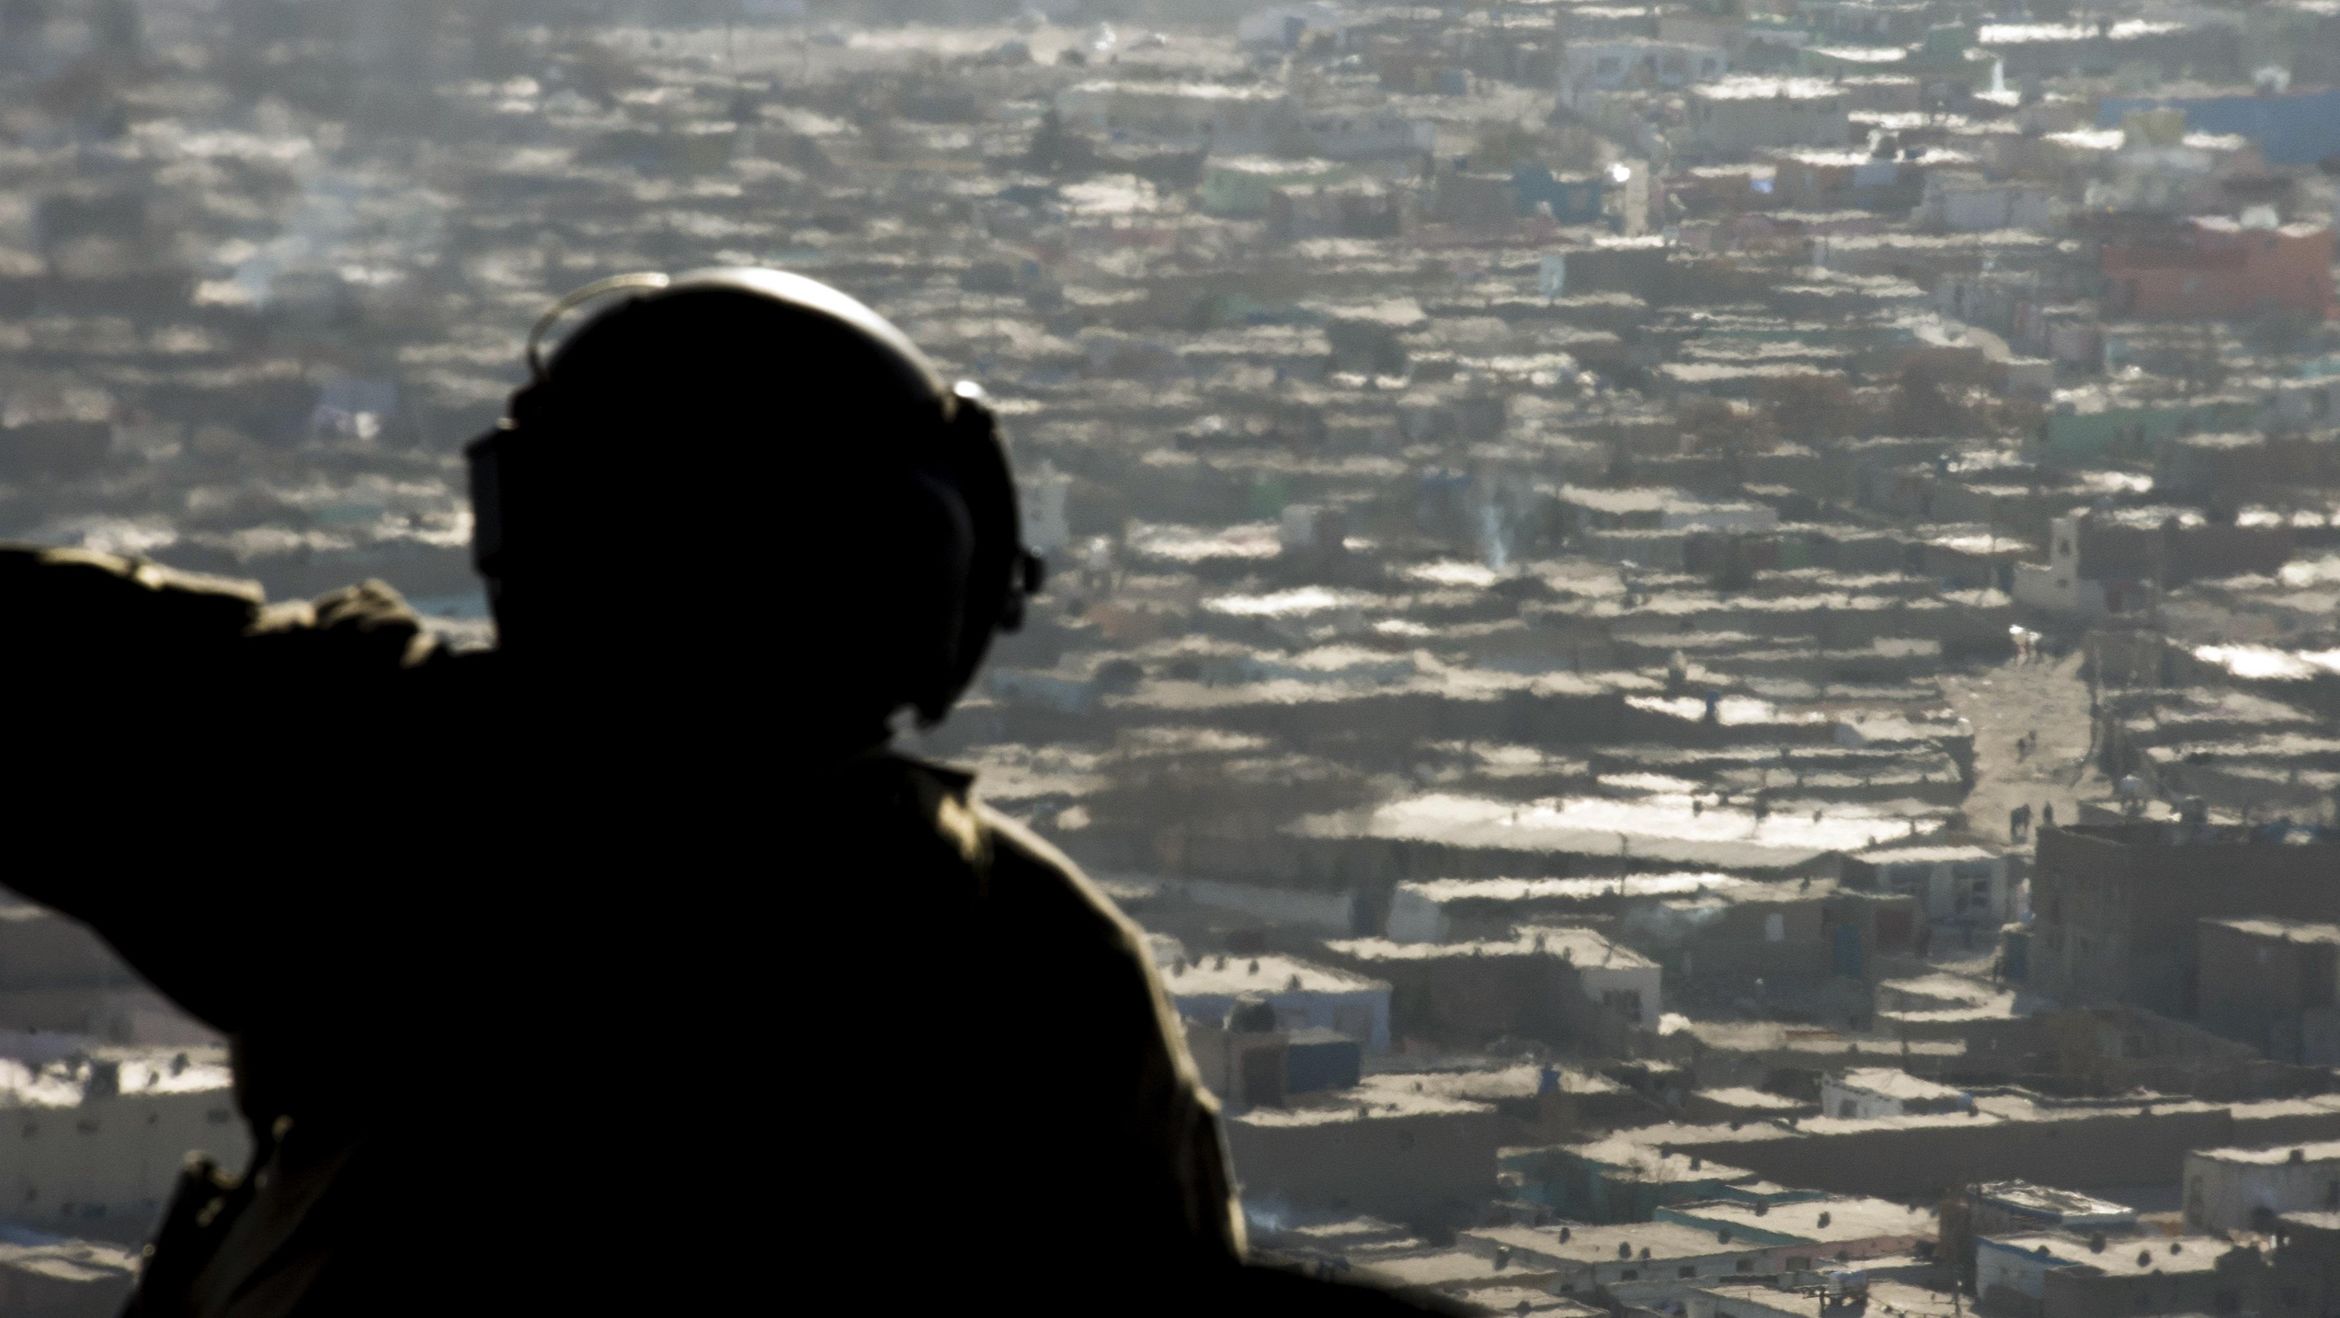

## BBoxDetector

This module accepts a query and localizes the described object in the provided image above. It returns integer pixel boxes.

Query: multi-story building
[2196,918,2340,1066]
[2100,218,2338,322]
[2026,824,2339,1016]
[1682,78,1854,157]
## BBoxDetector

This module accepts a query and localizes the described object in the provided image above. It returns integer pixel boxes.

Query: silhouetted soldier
[4,270,1266,1312]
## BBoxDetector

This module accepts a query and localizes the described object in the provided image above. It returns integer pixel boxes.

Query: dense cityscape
[1,1,2337,1313]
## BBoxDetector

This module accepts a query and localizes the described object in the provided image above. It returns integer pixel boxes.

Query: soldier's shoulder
[813,752,1146,951]
[0,543,262,640]
[975,799,1147,950]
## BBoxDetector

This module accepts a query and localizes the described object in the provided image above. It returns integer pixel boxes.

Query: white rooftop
[1331,926,1656,970]
[1978,1232,2227,1277]
[2191,1139,2340,1167]
[1162,954,1386,999]
[2205,917,2340,946]
[1832,1068,1967,1103]
[1398,873,1754,906]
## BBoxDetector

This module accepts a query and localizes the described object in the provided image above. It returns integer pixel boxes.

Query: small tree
[1679,396,1766,453]
[1024,106,1079,174]
[1471,120,1548,173]
[1886,351,1994,436]
[1758,372,1865,441]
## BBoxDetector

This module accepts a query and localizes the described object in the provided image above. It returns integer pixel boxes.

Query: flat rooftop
[1694,1279,1965,1318]
[2190,1139,2340,1167]
[1270,1216,1420,1250]
[1463,1219,1760,1265]
[1971,1181,2137,1221]
[0,1229,139,1288]
[1664,1018,1967,1061]
[1357,1248,1556,1290]
[1360,1064,1625,1104]
[1978,19,2187,44]
[1854,843,2002,865]
[1693,75,1849,101]
[1161,953,1387,1000]
[1832,1068,1967,1104]
[0,1048,233,1110]
[1456,1287,1604,1315]
[1524,1132,1757,1184]
[1693,1087,1807,1113]
[1331,927,1656,971]
[1978,1232,2228,1277]
[1664,1195,1936,1244]
[1232,1089,1496,1129]
[2203,917,2340,946]
[1293,792,1889,872]
[1879,974,2010,1007]
[1398,873,1755,906]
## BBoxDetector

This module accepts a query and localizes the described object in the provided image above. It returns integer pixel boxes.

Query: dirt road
[1942,650,2113,847]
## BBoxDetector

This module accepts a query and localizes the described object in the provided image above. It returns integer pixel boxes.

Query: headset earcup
[931,391,1034,717]
[469,381,564,581]
[464,426,508,578]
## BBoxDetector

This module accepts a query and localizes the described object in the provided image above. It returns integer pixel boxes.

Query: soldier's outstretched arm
[0,543,437,1032]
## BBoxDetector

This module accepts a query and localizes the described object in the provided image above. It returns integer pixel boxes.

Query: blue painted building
[1501,1140,1754,1222]
[2096,88,2340,166]
[1512,166,1611,224]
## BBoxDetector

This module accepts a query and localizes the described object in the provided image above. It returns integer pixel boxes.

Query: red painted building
[2100,217,2336,320]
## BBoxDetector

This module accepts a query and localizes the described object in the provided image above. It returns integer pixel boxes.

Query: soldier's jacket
[0,545,1245,1314]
